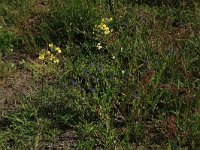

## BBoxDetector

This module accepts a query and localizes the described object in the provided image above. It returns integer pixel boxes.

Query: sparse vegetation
[0,0,200,149]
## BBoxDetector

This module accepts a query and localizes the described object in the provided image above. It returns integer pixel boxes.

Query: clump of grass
[0,96,58,149]
[0,56,15,80]
[39,0,99,46]
[0,26,15,56]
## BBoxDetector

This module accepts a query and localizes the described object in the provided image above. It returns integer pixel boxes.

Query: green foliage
[0,27,15,55]
[0,57,15,79]
[39,0,98,46]
[0,96,58,149]
[0,0,200,149]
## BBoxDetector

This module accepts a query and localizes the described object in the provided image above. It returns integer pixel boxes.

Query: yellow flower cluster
[96,17,113,36]
[38,43,61,64]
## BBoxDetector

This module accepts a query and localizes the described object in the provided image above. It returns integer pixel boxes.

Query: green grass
[0,0,200,149]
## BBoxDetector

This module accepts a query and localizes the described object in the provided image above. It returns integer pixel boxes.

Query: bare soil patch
[0,70,37,110]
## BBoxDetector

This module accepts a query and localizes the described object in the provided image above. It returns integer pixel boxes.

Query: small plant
[0,27,15,56]
[95,17,113,36]
[0,60,15,79]
[38,43,61,64]
[38,43,62,93]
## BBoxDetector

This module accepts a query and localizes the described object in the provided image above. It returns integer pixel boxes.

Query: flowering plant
[38,43,61,64]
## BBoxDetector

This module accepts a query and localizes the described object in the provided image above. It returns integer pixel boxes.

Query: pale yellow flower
[104,30,110,35]
[109,17,113,22]
[97,43,102,50]
[49,43,53,48]
[103,27,109,31]
[55,47,60,51]
[46,51,51,55]
[105,17,113,23]
[55,47,61,53]
[102,24,107,28]
[58,49,61,54]
[97,25,103,30]
[49,54,55,61]
[53,59,59,64]
[38,53,45,60]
